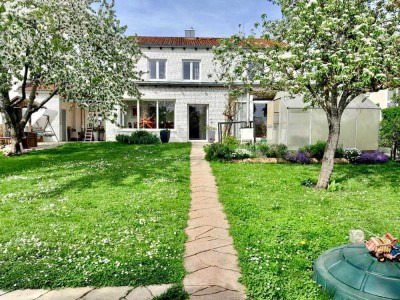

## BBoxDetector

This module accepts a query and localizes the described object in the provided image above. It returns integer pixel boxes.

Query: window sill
[118,128,176,131]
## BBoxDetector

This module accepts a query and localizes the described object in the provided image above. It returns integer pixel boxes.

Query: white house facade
[106,31,237,142]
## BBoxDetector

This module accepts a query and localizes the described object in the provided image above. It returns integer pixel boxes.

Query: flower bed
[204,138,390,165]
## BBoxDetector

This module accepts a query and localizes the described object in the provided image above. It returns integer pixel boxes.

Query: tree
[213,0,400,189]
[390,89,400,106]
[380,107,400,159]
[0,0,142,154]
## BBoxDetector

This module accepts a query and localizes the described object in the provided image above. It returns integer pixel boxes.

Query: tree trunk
[9,123,25,154]
[316,114,341,189]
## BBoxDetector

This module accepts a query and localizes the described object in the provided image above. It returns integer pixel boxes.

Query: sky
[113,0,281,38]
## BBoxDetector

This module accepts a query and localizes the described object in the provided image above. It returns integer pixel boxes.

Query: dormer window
[183,60,200,81]
[149,59,166,80]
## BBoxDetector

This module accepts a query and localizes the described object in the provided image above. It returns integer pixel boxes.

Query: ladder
[84,127,93,142]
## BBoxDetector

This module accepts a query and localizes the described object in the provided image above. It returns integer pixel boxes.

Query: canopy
[30,108,58,129]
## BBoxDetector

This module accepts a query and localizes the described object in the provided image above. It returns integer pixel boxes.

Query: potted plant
[260,124,267,143]
[160,128,170,143]
[92,126,99,141]
[206,125,217,143]
[98,126,105,141]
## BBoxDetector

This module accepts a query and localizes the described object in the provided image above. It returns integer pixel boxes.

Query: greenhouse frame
[265,92,381,150]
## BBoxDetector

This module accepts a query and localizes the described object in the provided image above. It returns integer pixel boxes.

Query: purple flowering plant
[285,152,311,164]
[356,151,389,164]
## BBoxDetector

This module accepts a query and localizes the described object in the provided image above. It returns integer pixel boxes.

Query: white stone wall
[137,47,220,82]
[31,93,61,142]
[369,90,389,109]
[106,85,229,142]
[106,45,229,142]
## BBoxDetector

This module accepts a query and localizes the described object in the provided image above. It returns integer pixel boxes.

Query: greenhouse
[265,92,381,150]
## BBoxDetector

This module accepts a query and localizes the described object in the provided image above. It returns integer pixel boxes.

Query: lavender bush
[356,151,389,164]
[285,152,311,164]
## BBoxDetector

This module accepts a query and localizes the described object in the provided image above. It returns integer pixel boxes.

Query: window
[149,60,166,80]
[159,101,175,129]
[140,101,157,128]
[389,88,399,107]
[183,61,200,80]
[123,100,175,129]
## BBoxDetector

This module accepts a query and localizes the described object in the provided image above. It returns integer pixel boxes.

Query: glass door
[253,102,269,138]
[188,105,207,140]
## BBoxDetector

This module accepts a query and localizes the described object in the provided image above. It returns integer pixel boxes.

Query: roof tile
[133,36,274,47]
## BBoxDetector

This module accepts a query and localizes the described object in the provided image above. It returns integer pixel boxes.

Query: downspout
[246,93,250,127]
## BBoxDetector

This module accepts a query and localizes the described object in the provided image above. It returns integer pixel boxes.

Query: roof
[132,36,275,48]
[276,92,380,109]
[19,84,56,92]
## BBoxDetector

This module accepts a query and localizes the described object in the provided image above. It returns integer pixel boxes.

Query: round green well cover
[313,244,400,300]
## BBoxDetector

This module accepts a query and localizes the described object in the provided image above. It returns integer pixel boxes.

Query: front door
[188,105,208,140]
[61,109,67,141]
[253,102,268,138]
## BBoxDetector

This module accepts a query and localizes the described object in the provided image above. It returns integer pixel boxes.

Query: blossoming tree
[213,0,400,189]
[0,0,142,154]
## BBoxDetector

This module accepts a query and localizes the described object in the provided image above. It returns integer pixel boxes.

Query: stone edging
[231,157,349,164]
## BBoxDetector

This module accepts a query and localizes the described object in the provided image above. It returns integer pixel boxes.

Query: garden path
[0,284,172,300]
[184,143,246,300]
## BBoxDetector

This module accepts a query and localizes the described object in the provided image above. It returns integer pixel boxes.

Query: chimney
[185,28,195,38]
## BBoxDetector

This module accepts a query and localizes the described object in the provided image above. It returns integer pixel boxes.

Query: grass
[211,162,400,300]
[0,142,191,290]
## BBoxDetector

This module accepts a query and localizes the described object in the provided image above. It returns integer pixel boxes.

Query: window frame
[182,60,201,81]
[122,100,176,130]
[148,59,167,81]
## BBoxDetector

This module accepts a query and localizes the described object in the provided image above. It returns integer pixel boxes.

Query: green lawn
[0,142,191,290]
[211,162,400,300]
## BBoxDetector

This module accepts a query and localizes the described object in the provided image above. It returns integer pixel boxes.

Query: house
[106,29,261,143]
[0,85,97,143]
[0,29,389,148]
[1,29,266,144]
[369,89,399,109]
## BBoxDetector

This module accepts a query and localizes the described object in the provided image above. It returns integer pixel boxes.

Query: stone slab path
[184,143,246,300]
[0,284,172,300]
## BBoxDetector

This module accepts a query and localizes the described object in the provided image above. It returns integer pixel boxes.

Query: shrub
[223,136,240,148]
[285,152,311,164]
[204,143,234,161]
[309,141,326,160]
[356,151,389,164]
[299,142,344,159]
[335,145,344,158]
[129,131,160,144]
[116,134,130,144]
[380,107,400,159]
[343,148,362,163]
[268,144,288,158]
[257,143,271,157]
[231,148,254,160]
[298,144,312,155]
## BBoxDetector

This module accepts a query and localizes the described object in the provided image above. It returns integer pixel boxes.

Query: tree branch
[21,61,29,102]
[31,87,59,114]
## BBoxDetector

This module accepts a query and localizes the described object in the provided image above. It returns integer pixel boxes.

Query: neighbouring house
[369,88,399,109]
